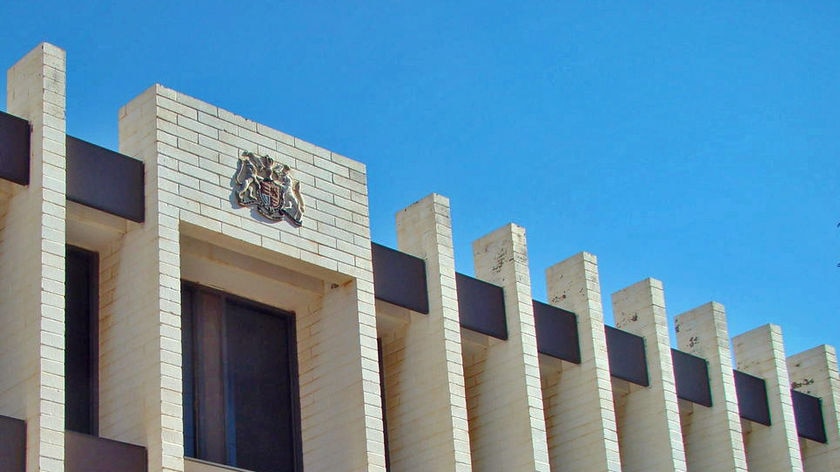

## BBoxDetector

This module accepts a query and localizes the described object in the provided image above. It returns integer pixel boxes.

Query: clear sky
[2,1,837,356]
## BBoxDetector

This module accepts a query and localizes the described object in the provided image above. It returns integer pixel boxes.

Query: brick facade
[1,42,839,472]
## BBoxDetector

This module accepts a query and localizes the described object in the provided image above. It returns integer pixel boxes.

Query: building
[0,42,837,472]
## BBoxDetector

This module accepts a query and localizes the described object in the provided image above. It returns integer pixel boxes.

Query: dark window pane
[194,291,226,464]
[181,287,196,458]
[181,283,301,472]
[225,300,296,472]
[65,246,97,434]
[0,415,26,471]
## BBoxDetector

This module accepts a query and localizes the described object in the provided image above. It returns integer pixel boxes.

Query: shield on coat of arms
[233,151,305,226]
[260,180,282,208]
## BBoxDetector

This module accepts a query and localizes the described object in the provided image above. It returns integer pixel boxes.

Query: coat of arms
[234,151,305,225]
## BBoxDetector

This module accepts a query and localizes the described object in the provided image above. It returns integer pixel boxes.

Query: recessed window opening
[182,283,302,472]
[65,246,98,435]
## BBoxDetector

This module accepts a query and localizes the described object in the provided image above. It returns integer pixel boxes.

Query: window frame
[181,282,303,472]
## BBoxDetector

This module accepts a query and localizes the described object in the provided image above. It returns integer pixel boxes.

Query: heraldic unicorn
[234,151,305,225]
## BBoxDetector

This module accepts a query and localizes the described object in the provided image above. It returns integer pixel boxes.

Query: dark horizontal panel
[671,349,712,407]
[0,415,25,472]
[66,135,144,222]
[0,111,30,185]
[605,326,649,386]
[733,370,771,425]
[792,389,827,443]
[65,431,147,472]
[371,242,429,314]
[456,272,507,340]
[533,300,580,363]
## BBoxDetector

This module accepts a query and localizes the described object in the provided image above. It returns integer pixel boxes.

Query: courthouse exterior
[0,43,837,472]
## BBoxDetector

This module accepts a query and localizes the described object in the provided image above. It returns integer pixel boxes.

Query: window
[65,246,98,435]
[182,283,302,472]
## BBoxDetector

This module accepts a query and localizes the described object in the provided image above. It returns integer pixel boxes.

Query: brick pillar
[379,193,473,471]
[611,278,687,472]
[297,279,386,472]
[787,345,840,471]
[543,252,621,472]
[674,302,747,471]
[110,85,185,472]
[468,224,550,471]
[1,42,67,472]
[732,324,804,472]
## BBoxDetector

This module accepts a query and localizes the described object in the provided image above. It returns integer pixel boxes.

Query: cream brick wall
[733,324,804,472]
[376,193,472,471]
[297,280,385,471]
[98,85,186,472]
[543,252,621,472]
[611,279,687,472]
[466,224,550,471]
[4,41,840,472]
[674,303,747,472]
[1,43,67,472]
[787,345,840,471]
[112,84,385,471]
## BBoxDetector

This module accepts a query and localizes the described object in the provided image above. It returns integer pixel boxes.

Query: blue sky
[2,1,838,356]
